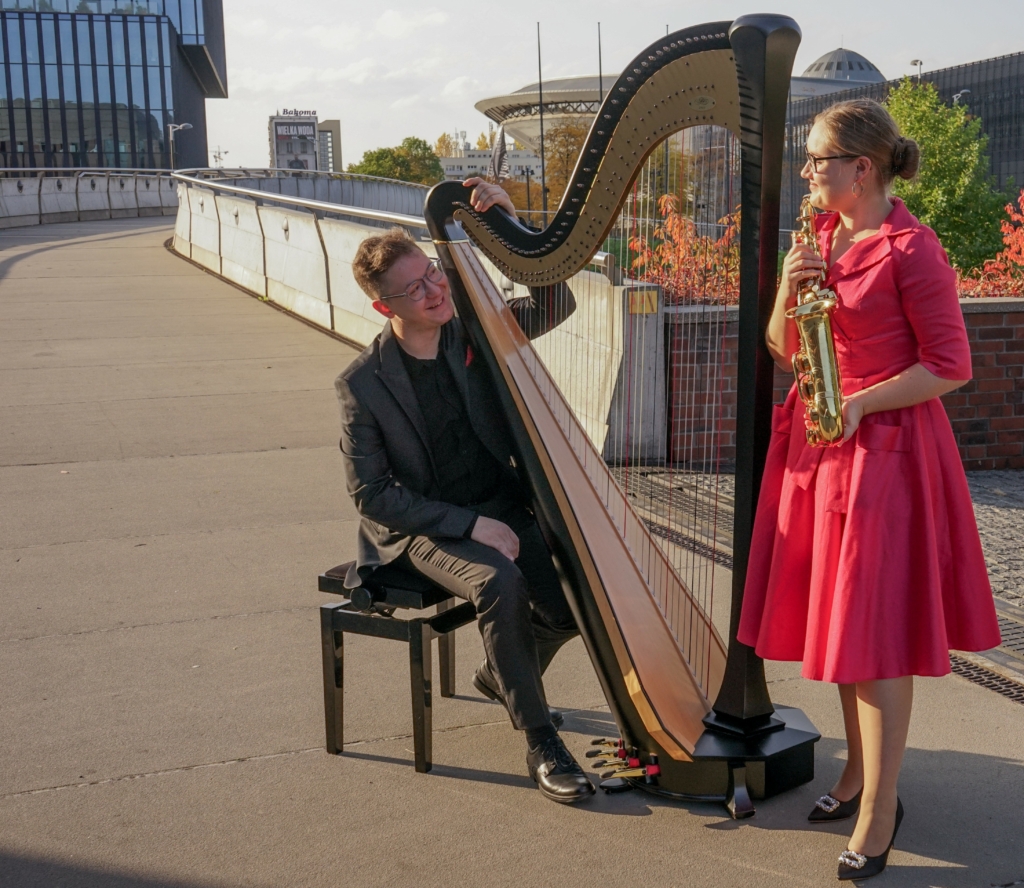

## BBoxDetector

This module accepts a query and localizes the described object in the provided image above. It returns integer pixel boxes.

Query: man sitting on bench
[335,178,594,804]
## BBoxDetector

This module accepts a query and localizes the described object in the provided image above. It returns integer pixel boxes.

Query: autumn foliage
[958,189,1024,298]
[628,194,741,305]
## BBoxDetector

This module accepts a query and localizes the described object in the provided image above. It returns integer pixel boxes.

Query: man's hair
[351,227,422,300]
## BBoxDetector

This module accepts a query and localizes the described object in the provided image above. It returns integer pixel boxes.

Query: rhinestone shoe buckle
[838,850,867,870]
[815,794,841,813]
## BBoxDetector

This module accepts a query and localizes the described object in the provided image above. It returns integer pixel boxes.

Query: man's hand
[463,177,516,217]
[470,515,520,561]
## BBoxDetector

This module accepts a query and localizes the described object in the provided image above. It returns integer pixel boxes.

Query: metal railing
[171,169,428,229]
[0,167,182,226]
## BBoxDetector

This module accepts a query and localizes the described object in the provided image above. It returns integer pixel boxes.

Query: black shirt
[398,346,511,513]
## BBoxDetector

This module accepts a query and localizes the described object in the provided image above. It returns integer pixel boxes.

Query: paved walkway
[2,218,1023,888]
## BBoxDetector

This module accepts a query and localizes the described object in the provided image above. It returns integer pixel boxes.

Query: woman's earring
[852,181,863,197]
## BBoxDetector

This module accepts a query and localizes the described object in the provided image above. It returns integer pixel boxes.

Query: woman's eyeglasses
[381,258,446,301]
[804,149,859,173]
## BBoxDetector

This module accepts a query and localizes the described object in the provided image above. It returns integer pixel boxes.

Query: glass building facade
[0,0,225,168]
[782,51,1024,226]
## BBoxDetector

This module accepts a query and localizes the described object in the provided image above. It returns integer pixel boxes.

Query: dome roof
[801,49,886,83]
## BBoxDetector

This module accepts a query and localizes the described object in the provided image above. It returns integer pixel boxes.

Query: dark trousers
[394,498,578,730]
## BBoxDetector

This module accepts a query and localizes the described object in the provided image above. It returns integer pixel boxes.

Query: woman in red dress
[738,99,1001,880]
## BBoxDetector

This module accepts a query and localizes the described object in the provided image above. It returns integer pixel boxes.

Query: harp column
[683,18,820,814]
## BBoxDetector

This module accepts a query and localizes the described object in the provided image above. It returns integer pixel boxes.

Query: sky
[205,0,1024,169]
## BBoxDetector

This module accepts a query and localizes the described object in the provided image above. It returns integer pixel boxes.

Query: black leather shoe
[837,797,904,881]
[472,661,564,729]
[527,735,596,804]
[809,788,862,823]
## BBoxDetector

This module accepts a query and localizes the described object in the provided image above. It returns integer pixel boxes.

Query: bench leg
[436,599,456,698]
[320,605,343,755]
[409,620,433,773]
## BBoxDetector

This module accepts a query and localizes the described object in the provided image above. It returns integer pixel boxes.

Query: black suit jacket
[335,284,575,587]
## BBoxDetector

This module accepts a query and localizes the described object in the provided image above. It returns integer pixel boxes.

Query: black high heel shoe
[808,788,863,823]
[837,797,904,881]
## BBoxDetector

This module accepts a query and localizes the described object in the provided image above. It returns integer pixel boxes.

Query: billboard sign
[270,114,320,170]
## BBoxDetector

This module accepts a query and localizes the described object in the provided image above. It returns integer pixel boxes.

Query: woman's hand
[779,242,825,303]
[842,393,865,441]
[463,177,516,216]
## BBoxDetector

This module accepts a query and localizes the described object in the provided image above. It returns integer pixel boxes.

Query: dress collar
[817,197,919,281]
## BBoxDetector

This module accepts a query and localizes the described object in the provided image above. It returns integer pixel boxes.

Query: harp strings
[474,126,738,693]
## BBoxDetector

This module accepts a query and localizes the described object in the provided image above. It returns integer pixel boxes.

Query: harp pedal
[599,777,633,794]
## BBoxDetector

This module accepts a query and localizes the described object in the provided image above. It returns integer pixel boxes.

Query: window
[24,17,38,64]
[113,64,127,105]
[44,62,58,99]
[110,19,125,65]
[147,65,160,109]
[62,64,75,101]
[41,16,56,64]
[76,19,90,65]
[93,19,108,65]
[127,22,141,65]
[7,18,21,64]
[144,19,157,65]
[96,65,110,104]
[130,65,143,108]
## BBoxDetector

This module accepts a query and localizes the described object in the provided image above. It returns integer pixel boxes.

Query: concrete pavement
[2,218,1023,888]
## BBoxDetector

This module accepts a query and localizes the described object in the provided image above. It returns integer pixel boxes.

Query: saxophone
[785,196,844,446]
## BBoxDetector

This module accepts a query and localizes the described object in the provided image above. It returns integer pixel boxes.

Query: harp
[424,14,818,817]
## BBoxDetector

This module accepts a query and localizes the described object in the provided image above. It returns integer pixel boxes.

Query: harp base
[618,705,818,817]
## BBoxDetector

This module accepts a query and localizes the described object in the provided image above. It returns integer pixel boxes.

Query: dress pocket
[856,413,910,452]
[772,404,794,435]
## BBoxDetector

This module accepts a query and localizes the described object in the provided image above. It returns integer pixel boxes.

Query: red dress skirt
[737,199,1001,683]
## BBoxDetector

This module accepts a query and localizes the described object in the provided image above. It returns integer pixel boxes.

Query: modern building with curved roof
[790,48,887,97]
[475,74,608,153]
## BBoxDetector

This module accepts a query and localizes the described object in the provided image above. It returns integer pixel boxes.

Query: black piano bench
[319,561,476,773]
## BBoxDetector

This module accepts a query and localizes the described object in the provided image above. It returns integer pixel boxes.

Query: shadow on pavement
[0,851,230,888]
[700,736,1024,886]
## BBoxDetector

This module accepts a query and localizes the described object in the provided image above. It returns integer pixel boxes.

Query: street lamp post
[910,59,923,80]
[167,122,193,170]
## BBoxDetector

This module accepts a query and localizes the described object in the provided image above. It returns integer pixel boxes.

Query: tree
[630,195,740,305]
[399,137,444,185]
[475,131,493,150]
[959,189,1024,298]
[347,136,443,186]
[542,119,590,207]
[885,78,1007,270]
[434,132,458,158]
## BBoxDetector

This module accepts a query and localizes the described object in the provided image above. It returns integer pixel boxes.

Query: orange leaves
[959,189,1024,299]
[627,194,740,305]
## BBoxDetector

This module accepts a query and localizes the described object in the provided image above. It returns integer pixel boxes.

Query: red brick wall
[666,299,1024,471]
[943,301,1024,470]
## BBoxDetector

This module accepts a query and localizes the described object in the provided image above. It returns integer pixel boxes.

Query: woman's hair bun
[892,136,921,180]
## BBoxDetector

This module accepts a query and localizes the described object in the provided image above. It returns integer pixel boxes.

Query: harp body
[425,15,819,813]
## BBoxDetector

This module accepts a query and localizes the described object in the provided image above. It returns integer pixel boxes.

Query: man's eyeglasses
[381,258,446,302]
[804,149,859,173]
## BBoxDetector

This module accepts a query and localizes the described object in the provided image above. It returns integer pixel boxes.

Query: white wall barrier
[187,186,221,274]
[40,177,79,224]
[109,175,138,217]
[216,194,266,295]
[0,172,180,227]
[172,183,191,256]
[136,175,164,216]
[77,173,110,220]
[0,177,41,228]
[260,206,332,330]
